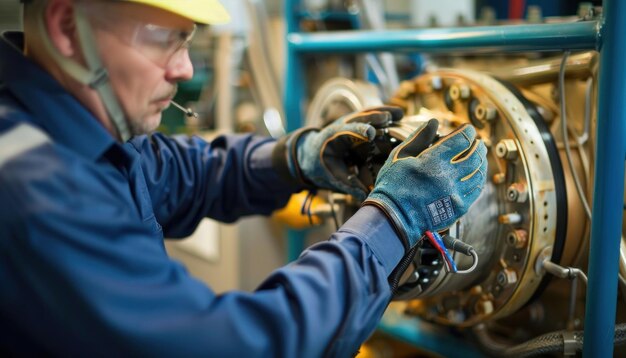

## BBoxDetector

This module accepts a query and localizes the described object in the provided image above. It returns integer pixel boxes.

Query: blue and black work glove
[363,119,487,252]
[272,106,404,200]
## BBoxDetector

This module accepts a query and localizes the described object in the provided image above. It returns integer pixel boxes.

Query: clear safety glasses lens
[131,24,197,67]
[79,2,196,67]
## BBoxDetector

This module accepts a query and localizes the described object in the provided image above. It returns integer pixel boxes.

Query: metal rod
[287,229,307,263]
[288,21,600,54]
[491,52,598,86]
[583,0,626,356]
[543,260,588,286]
[285,0,305,131]
[284,0,309,262]
[567,277,578,331]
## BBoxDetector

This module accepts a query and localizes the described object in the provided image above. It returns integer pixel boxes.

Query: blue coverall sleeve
[129,133,298,236]
[0,142,404,356]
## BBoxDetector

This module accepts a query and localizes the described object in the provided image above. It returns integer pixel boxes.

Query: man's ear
[44,0,77,57]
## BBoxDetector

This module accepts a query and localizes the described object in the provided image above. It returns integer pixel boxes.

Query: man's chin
[129,113,162,136]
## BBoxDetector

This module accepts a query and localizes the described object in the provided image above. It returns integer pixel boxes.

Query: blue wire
[432,231,458,273]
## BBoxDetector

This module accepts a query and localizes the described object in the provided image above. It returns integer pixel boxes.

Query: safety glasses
[128,22,196,67]
[78,1,197,67]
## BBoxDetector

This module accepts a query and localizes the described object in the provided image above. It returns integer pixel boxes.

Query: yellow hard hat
[124,0,230,25]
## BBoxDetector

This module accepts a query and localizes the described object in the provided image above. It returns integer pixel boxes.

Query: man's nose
[165,49,194,82]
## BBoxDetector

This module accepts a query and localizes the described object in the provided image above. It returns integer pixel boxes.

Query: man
[0,0,487,356]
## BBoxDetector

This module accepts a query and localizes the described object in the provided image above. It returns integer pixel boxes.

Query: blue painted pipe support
[377,309,484,358]
[285,0,305,131]
[583,0,626,356]
[286,229,306,263]
[284,0,308,262]
[288,21,600,54]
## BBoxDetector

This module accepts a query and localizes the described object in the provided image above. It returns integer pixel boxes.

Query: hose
[474,323,626,357]
[504,329,583,357]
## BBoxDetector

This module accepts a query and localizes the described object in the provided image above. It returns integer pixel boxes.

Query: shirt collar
[0,31,117,161]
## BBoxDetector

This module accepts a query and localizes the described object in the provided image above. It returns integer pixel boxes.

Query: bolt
[495,139,518,160]
[449,83,471,101]
[506,229,528,249]
[499,212,522,225]
[475,299,494,315]
[497,268,518,286]
[496,272,506,285]
[492,173,506,184]
[430,76,442,90]
[474,103,497,122]
[507,183,528,203]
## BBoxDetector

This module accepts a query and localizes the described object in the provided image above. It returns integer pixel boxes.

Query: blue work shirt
[0,32,404,357]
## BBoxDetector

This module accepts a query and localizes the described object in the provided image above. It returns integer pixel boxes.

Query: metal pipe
[567,277,578,331]
[542,260,588,286]
[284,0,308,262]
[492,52,598,86]
[559,51,592,219]
[284,0,305,131]
[288,21,600,54]
[583,0,626,356]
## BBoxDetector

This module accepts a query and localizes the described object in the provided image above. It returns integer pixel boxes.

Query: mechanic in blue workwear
[0,0,488,356]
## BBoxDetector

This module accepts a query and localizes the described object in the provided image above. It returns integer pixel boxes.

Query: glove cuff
[271,127,318,187]
[361,198,412,252]
[362,198,426,293]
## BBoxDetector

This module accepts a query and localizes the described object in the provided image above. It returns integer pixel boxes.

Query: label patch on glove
[428,197,455,226]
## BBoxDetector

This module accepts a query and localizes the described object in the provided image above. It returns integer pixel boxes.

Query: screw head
[474,103,497,122]
[497,268,518,286]
[495,139,518,160]
[449,83,471,100]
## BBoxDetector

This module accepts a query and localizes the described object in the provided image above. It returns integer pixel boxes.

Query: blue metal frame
[583,1,626,356]
[377,309,484,358]
[288,21,599,53]
[284,0,624,356]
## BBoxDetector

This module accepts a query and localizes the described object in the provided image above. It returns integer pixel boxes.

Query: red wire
[425,231,451,272]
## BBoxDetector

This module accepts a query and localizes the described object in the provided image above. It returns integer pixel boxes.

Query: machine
[301,51,626,355]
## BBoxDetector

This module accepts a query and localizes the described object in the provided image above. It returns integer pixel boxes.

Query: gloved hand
[363,119,487,251]
[272,106,404,200]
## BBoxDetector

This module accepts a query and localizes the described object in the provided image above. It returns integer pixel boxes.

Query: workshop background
[3,0,625,357]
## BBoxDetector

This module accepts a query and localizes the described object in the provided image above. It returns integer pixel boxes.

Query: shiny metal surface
[305,78,383,127]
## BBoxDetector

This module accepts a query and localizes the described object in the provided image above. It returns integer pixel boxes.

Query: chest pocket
[126,154,163,236]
